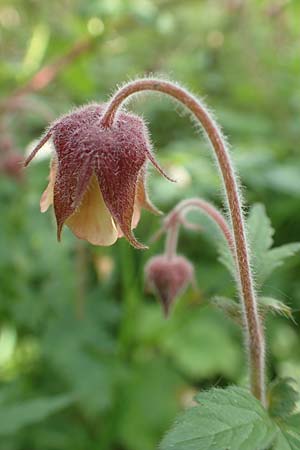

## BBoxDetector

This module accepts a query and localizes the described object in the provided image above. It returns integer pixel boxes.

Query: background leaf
[1,1,300,449]
[268,378,299,419]
[160,387,276,450]
[248,203,274,258]
[261,244,300,284]
[137,306,244,380]
[0,394,73,435]
[272,415,300,450]
[218,204,300,287]
[260,297,294,321]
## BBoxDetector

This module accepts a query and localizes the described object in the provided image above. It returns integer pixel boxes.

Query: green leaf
[218,241,236,281]
[248,203,274,257]
[247,203,274,285]
[211,296,243,325]
[268,380,300,449]
[260,297,294,321]
[218,203,271,281]
[272,415,300,450]
[218,204,300,286]
[160,387,276,450]
[261,243,300,282]
[268,378,299,419]
[248,205,300,285]
[43,310,117,416]
[0,394,73,435]
[118,360,183,450]
[219,204,300,286]
[211,296,294,327]
[159,308,243,380]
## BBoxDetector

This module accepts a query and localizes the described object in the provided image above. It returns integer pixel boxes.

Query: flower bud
[144,254,194,317]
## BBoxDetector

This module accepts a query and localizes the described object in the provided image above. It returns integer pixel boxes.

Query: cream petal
[132,203,142,229]
[40,158,57,213]
[66,175,118,246]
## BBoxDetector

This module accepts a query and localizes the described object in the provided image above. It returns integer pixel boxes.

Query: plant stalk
[101,78,266,405]
[166,197,234,253]
[165,222,180,260]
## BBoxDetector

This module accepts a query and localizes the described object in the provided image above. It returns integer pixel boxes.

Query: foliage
[0,394,73,435]
[1,0,300,449]
[161,385,300,450]
[219,203,300,288]
[161,387,276,450]
[268,378,299,419]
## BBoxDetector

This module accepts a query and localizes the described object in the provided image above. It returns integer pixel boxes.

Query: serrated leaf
[219,204,300,285]
[260,297,294,321]
[218,204,300,287]
[247,204,274,255]
[160,387,276,450]
[211,296,294,327]
[260,243,300,283]
[0,394,73,435]
[268,378,299,419]
[247,203,273,285]
[211,296,243,325]
[248,205,300,285]
[272,415,300,450]
[273,431,300,450]
[218,243,237,280]
[218,203,274,282]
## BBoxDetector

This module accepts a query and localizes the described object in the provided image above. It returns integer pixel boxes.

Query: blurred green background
[1,0,300,449]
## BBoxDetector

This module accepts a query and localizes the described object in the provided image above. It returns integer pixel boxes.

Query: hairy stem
[165,222,180,260]
[101,78,266,404]
[165,197,234,253]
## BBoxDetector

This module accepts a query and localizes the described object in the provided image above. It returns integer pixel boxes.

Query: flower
[144,254,195,316]
[25,104,173,248]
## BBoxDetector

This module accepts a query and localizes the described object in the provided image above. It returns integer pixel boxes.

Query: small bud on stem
[147,197,232,317]
[164,197,235,255]
[145,254,195,317]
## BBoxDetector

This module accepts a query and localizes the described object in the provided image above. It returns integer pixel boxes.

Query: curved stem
[165,222,180,260]
[166,197,234,254]
[101,79,266,404]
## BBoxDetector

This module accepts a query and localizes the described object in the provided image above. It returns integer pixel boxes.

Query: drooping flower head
[144,254,195,317]
[25,104,173,248]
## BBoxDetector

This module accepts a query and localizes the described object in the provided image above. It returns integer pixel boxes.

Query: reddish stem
[166,198,234,253]
[165,222,180,260]
[101,79,266,404]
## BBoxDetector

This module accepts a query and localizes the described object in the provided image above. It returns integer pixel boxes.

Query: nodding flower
[25,104,173,248]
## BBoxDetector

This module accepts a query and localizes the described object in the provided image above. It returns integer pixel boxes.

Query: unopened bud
[144,254,194,317]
